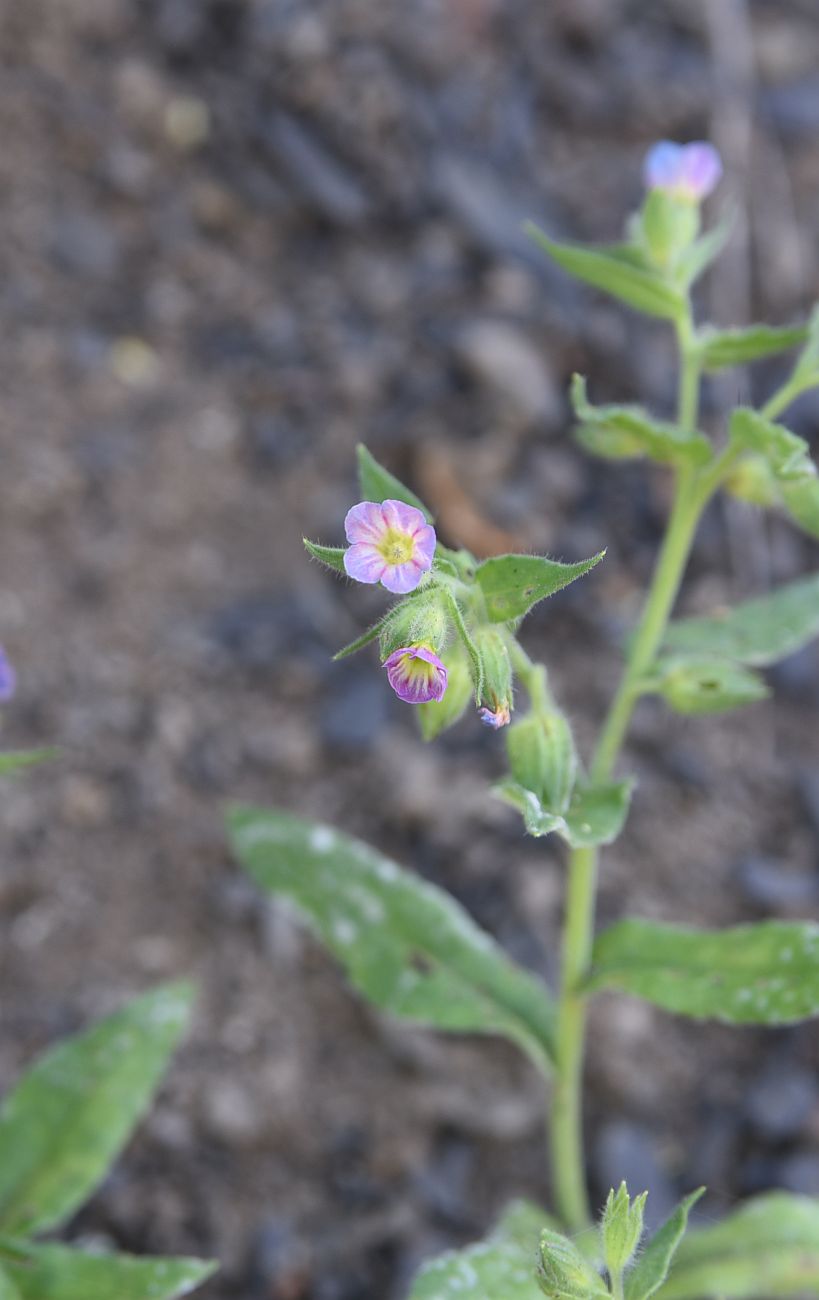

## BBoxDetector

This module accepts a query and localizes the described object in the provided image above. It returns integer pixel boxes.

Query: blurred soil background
[2,0,819,1296]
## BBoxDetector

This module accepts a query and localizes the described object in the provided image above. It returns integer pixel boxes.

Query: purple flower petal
[412,523,437,568]
[344,501,387,545]
[381,498,428,536]
[380,559,426,594]
[679,143,722,200]
[384,645,448,704]
[479,705,511,729]
[643,141,684,191]
[343,542,387,584]
[0,647,15,702]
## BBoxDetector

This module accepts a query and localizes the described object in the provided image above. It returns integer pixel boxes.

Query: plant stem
[549,314,707,1232]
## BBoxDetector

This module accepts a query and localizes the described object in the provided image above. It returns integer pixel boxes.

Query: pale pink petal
[381,499,427,535]
[384,646,448,704]
[381,559,425,594]
[344,501,388,545]
[344,542,387,584]
[680,143,722,200]
[411,523,437,567]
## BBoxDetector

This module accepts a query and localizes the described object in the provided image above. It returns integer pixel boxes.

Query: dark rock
[735,856,819,913]
[796,769,819,841]
[247,416,309,468]
[320,663,389,752]
[263,112,371,226]
[415,1135,478,1231]
[744,1063,817,1142]
[155,0,207,55]
[208,591,327,674]
[763,76,819,138]
[593,1121,677,1231]
[247,1215,309,1298]
[776,1152,819,1195]
[768,644,819,699]
[51,211,122,279]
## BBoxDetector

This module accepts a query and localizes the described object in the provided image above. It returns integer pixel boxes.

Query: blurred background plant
[3,2,819,1298]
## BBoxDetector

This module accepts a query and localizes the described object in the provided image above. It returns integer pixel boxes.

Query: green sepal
[723,455,780,507]
[571,375,711,465]
[356,444,433,520]
[588,918,819,1024]
[650,654,769,714]
[377,592,448,660]
[663,573,819,667]
[409,1199,555,1300]
[538,1229,609,1300]
[0,983,193,1236]
[475,550,605,624]
[639,191,699,272]
[495,778,633,848]
[0,750,57,777]
[229,808,557,1068]
[624,1189,705,1300]
[729,408,819,540]
[602,1182,647,1282]
[526,225,684,320]
[472,626,513,718]
[304,539,347,573]
[0,1240,215,1300]
[699,323,808,371]
[506,711,577,814]
[417,644,473,741]
[656,1192,819,1299]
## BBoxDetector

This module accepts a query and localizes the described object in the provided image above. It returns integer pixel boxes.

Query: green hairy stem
[550,310,710,1231]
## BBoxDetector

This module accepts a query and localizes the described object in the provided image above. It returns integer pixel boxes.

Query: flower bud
[506,710,577,812]
[640,189,700,270]
[472,627,513,728]
[379,594,448,661]
[601,1182,647,1282]
[537,1230,609,1300]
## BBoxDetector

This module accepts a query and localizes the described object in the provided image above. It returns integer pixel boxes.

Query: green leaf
[303,539,347,573]
[700,323,807,371]
[664,573,819,667]
[495,779,633,849]
[409,1199,551,1300]
[571,375,712,466]
[0,750,57,777]
[0,983,193,1236]
[651,655,769,714]
[475,551,604,624]
[624,1189,704,1300]
[729,408,819,540]
[656,1193,819,1299]
[0,1266,20,1300]
[356,444,432,520]
[228,808,556,1067]
[588,918,819,1024]
[526,226,684,320]
[675,211,734,287]
[0,1241,215,1300]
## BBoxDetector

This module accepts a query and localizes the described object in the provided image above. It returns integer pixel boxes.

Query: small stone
[264,112,370,226]
[593,1122,677,1231]
[735,856,818,912]
[776,1151,819,1195]
[455,319,560,426]
[202,1080,262,1145]
[320,664,388,751]
[52,211,122,279]
[744,1063,817,1141]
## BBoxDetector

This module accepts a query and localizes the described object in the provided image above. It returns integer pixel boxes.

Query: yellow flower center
[377,527,415,566]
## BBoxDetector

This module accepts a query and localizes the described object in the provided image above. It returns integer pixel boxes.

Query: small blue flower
[643,141,722,202]
[0,647,16,702]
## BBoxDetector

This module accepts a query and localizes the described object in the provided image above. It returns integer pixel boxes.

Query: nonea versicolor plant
[229,140,819,1298]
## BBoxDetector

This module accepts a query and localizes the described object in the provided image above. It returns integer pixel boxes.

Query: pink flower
[643,141,722,202]
[383,644,448,704]
[343,499,436,595]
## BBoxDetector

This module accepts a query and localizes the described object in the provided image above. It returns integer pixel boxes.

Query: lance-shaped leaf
[730,408,819,540]
[303,539,347,573]
[0,983,193,1236]
[664,573,819,667]
[650,654,769,715]
[0,1241,215,1300]
[475,551,604,624]
[408,1199,552,1300]
[624,1189,704,1300]
[675,211,734,287]
[0,750,57,777]
[699,323,807,371]
[526,226,684,320]
[571,375,712,465]
[228,808,556,1067]
[495,780,633,849]
[588,918,819,1025]
[356,444,432,520]
[655,1193,819,1299]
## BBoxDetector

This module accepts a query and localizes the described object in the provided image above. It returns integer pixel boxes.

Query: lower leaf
[0,1242,216,1300]
[495,779,633,848]
[408,1200,553,1299]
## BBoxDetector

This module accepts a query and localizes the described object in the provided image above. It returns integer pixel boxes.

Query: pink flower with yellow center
[383,644,448,705]
[343,499,436,595]
[643,141,722,202]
